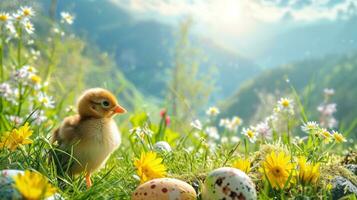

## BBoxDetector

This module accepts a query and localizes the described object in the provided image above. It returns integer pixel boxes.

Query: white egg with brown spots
[131,178,197,200]
[202,167,257,200]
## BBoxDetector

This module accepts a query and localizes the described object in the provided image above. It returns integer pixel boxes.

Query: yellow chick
[51,88,126,188]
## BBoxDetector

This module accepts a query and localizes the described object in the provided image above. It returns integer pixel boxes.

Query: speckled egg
[131,178,197,200]
[0,169,62,200]
[0,170,23,200]
[154,141,172,152]
[202,167,257,200]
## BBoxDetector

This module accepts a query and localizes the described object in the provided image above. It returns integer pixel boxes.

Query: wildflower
[205,126,219,140]
[134,151,167,184]
[297,157,320,185]
[5,21,17,36]
[0,83,12,99]
[0,122,33,151]
[301,121,319,133]
[38,92,55,108]
[324,88,335,96]
[23,20,35,34]
[231,116,242,127]
[130,125,153,140]
[231,136,240,143]
[242,127,257,143]
[190,119,202,130]
[8,115,23,126]
[332,131,346,143]
[232,158,251,173]
[318,128,332,143]
[206,106,220,117]
[261,151,294,189]
[318,103,337,116]
[29,74,41,84]
[277,97,293,112]
[14,170,56,200]
[255,121,272,140]
[60,12,74,24]
[20,6,35,17]
[0,12,11,22]
[221,136,228,143]
[219,118,230,127]
[165,116,170,126]
[65,105,75,113]
[31,110,48,125]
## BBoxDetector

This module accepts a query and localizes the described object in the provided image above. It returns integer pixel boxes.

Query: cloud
[109,0,357,23]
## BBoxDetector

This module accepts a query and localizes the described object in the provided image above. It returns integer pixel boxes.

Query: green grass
[0,4,356,200]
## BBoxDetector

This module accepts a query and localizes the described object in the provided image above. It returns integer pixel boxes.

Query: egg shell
[131,178,197,200]
[202,167,257,200]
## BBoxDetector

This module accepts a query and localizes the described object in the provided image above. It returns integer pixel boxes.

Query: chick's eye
[101,100,110,108]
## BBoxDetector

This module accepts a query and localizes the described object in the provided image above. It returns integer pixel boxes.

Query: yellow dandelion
[0,122,33,151]
[297,156,320,185]
[261,151,294,189]
[134,151,167,184]
[14,170,56,200]
[232,158,251,173]
[30,74,41,84]
[332,131,346,143]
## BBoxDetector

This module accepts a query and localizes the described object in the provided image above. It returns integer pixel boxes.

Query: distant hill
[43,0,261,100]
[221,52,357,132]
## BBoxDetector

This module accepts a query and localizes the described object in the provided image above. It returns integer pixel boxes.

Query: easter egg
[0,170,24,200]
[132,178,197,200]
[0,169,61,200]
[202,167,257,200]
[154,141,172,152]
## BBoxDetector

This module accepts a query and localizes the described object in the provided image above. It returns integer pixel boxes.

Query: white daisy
[205,126,220,140]
[241,127,257,143]
[255,121,272,140]
[206,106,220,117]
[0,12,11,22]
[324,88,335,96]
[0,83,12,98]
[60,12,74,24]
[38,92,55,108]
[22,20,35,34]
[301,121,319,133]
[20,6,35,17]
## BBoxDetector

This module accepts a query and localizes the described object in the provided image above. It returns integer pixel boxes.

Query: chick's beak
[113,105,126,114]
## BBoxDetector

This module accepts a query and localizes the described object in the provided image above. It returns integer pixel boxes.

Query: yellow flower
[332,131,346,143]
[232,158,251,173]
[297,156,320,185]
[134,151,167,184]
[0,122,33,151]
[279,98,291,108]
[261,151,294,189]
[30,74,41,84]
[14,170,56,200]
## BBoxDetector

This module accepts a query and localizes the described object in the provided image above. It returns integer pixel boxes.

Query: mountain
[221,52,357,135]
[42,0,261,100]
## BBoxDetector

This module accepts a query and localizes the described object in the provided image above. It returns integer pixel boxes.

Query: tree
[167,18,215,125]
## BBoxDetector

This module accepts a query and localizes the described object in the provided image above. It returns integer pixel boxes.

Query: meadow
[0,4,356,200]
